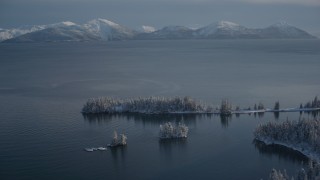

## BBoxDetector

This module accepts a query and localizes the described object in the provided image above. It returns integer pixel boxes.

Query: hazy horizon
[0,0,319,35]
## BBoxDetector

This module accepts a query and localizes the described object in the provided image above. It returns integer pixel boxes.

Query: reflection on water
[83,113,207,126]
[274,112,280,120]
[219,114,232,128]
[83,113,244,128]
[83,111,320,129]
[310,111,320,118]
[83,112,271,129]
[253,112,265,118]
[110,146,127,161]
[159,139,188,159]
[299,110,320,120]
[253,140,308,164]
[83,113,114,124]
[109,146,128,176]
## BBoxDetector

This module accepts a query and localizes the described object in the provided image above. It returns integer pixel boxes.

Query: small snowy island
[159,122,189,139]
[82,96,213,114]
[254,119,320,162]
[82,96,320,115]
[107,131,127,147]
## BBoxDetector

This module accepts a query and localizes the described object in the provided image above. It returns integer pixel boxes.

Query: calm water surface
[0,40,320,179]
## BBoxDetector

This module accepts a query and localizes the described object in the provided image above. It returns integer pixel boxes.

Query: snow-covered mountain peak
[271,21,291,28]
[96,18,119,27]
[195,20,244,36]
[87,18,120,28]
[60,21,77,26]
[263,21,315,39]
[46,21,77,29]
[84,19,117,34]
[142,25,156,33]
[161,25,191,32]
[1,19,316,42]
[217,21,240,28]
[83,18,136,40]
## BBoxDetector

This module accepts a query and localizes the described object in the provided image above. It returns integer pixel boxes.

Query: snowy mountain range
[0,21,77,42]
[0,19,316,42]
[134,25,194,40]
[83,18,137,40]
[195,21,259,39]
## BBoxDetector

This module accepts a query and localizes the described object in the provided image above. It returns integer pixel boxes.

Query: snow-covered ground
[256,137,320,162]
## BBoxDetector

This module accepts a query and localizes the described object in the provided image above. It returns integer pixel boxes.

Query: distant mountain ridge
[1,19,316,42]
[83,18,137,40]
[0,21,77,42]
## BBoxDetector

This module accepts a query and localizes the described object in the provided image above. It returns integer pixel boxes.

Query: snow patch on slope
[142,25,156,33]
[56,21,77,26]
[217,21,241,29]
[196,21,242,36]
[270,21,291,28]
[83,18,135,40]
[0,21,77,42]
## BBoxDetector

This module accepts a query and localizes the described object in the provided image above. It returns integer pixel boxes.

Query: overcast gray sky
[0,0,319,35]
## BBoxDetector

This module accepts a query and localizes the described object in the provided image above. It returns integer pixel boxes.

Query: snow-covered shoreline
[82,107,320,115]
[82,96,320,115]
[254,119,320,163]
[255,137,320,162]
[233,107,320,114]
[82,96,213,114]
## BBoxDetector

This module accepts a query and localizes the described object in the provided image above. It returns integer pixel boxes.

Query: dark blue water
[0,40,319,179]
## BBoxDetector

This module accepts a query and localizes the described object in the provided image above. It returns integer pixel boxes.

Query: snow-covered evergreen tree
[108,130,127,147]
[268,160,320,180]
[82,96,213,114]
[269,169,290,180]
[159,122,188,139]
[220,99,232,115]
[254,119,320,161]
[303,96,320,109]
[274,101,280,110]
[258,102,265,110]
